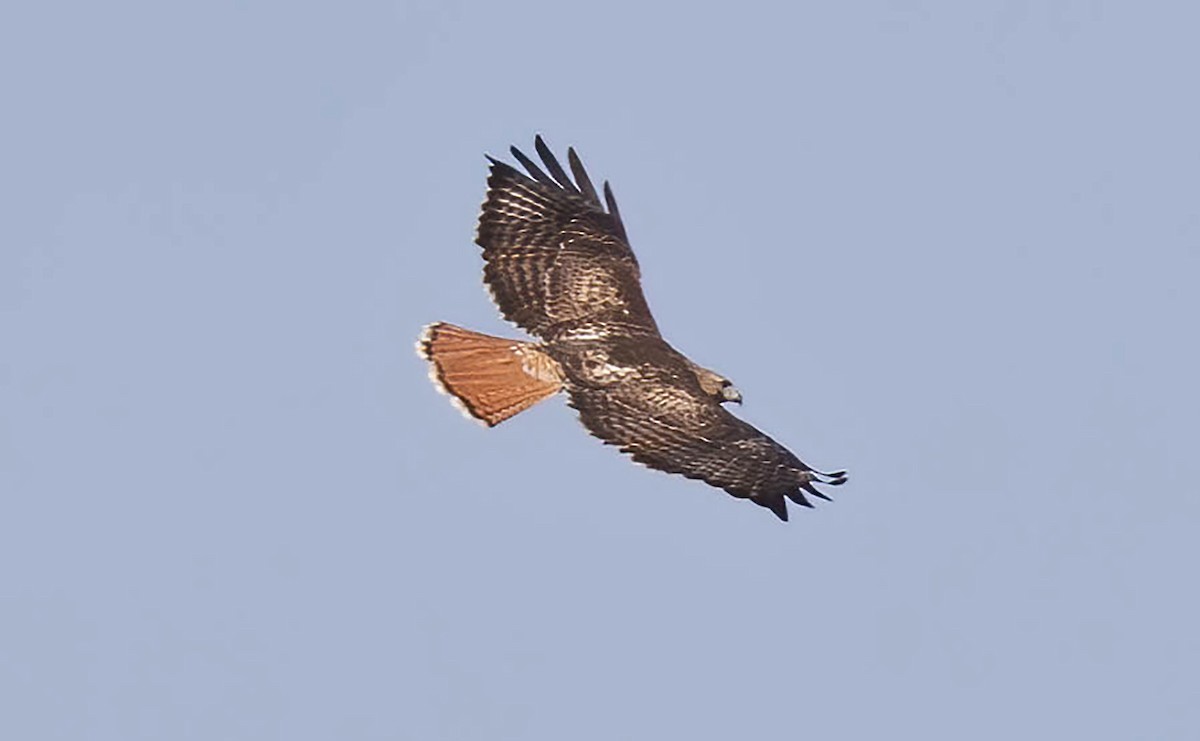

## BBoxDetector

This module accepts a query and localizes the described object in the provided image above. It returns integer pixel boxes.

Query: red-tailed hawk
[417,136,846,520]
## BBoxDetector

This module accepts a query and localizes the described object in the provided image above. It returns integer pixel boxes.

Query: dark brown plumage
[418,136,846,520]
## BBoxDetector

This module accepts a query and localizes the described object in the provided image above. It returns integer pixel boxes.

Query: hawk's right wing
[476,136,660,340]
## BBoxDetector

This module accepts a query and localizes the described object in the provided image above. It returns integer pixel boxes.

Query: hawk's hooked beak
[721,383,743,405]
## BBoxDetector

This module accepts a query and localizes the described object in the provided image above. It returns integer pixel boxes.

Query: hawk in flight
[418,136,846,520]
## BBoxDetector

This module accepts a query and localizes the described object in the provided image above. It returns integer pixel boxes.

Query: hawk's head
[717,378,743,404]
[691,363,743,405]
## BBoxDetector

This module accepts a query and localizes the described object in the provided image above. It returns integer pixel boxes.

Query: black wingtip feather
[812,468,848,486]
[786,489,816,508]
[752,494,789,521]
[509,146,556,187]
[800,482,832,502]
[534,136,578,194]
[603,181,628,242]
[567,147,601,207]
[485,155,520,179]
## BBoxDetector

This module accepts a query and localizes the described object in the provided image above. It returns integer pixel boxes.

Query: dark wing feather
[567,148,600,206]
[507,146,555,188]
[602,182,628,243]
[476,138,659,339]
[534,135,578,193]
[566,369,845,521]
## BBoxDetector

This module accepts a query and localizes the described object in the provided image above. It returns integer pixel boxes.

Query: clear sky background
[3,2,1198,739]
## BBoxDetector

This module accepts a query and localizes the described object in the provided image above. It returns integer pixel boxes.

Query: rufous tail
[416,322,564,427]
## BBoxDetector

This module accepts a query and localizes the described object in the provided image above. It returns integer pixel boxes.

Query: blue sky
[3,1,1198,739]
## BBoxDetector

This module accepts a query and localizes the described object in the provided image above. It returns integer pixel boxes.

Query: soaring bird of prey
[417,136,846,520]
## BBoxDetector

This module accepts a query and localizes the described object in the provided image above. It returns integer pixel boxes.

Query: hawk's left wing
[566,376,846,521]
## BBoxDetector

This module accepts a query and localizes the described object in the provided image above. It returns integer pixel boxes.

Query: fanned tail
[416,323,564,427]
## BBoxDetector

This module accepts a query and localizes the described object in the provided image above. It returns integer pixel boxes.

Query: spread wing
[475,136,660,340]
[565,370,847,521]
